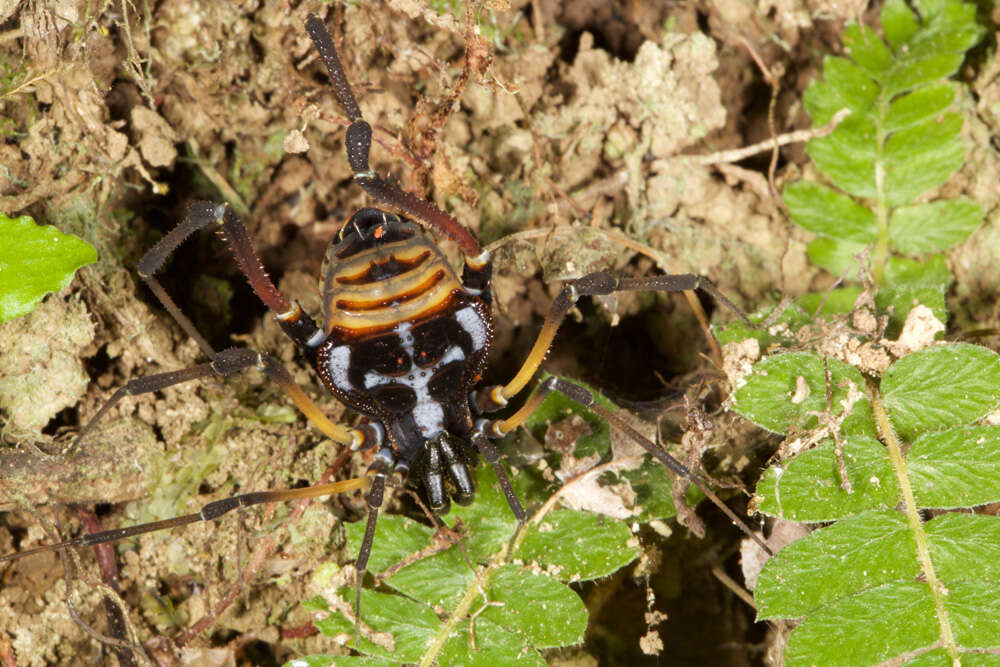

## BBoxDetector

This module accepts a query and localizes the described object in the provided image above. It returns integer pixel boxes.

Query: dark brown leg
[304,14,486,261]
[140,201,324,351]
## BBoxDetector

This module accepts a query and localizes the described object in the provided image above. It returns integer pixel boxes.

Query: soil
[0,1,997,666]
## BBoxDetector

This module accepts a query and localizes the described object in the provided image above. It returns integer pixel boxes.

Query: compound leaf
[0,213,97,323]
[881,344,1000,442]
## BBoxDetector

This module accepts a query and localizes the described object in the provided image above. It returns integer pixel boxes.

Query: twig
[682,109,851,166]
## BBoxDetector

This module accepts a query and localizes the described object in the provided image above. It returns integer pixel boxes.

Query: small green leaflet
[0,213,97,323]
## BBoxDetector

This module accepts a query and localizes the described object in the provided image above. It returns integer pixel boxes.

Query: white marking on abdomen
[455,306,487,351]
[364,323,466,437]
[327,345,353,391]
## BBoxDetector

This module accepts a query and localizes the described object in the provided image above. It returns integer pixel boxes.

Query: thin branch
[682,109,851,166]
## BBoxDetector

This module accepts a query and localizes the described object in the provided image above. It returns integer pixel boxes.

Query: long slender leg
[473,271,753,411]
[140,201,324,352]
[480,376,771,555]
[353,457,390,647]
[69,348,368,456]
[0,476,370,564]
[303,14,485,261]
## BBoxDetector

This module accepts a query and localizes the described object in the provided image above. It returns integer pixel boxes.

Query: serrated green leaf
[756,512,1000,621]
[881,0,920,49]
[883,82,957,134]
[806,237,867,277]
[889,198,983,254]
[479,565,587,648]
[445,464,522,561]
[0,214,97,323]
[518,509,639,581]
[756,511,918,619]
[817,57,880,114]
[947,581,1000,647]
[881,344,1000,442]
[881,53,964,97]
[380,545,473,610]
[345,515,435,576]
[806,117,877,199]
[843,24,894,77]
[784,582,937,666]
[440,618,546,667]
[925,513,1000,582]
[908,427,1000,508]
[784,181,876,243]
[883,114,964,206]
[312,589,440,663]
[754,437,897,521]
[730,353,869,435]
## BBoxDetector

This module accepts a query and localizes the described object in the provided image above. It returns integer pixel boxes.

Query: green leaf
[881,0,920,49]
[889,198,983,254]
[439,618,546,667]
[756,511,917,619]
[479,565,588,648]
[0,213,97,323]
[883,114,965,207]
[805,116,877,199]
[843,24,894,77]
[784,582,938,666]
[756,512,1000,621]
[784,182,876,243]
[754,437,898,521]
[908,427,1000,508]
[875,254,950,333]
[881,344,1000,442]
[925,513,1000,582]
[806,237,867,277]
[881,53,963,97]
[730,353,870,436]
[311,590,440,663]
[883,82,957,134]
[518,509,640,581]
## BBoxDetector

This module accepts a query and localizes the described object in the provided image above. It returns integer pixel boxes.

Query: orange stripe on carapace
[335,250,432,286]
[336,269,446,311]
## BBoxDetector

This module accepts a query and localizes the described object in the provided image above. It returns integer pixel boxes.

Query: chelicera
[2,12,770,649]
